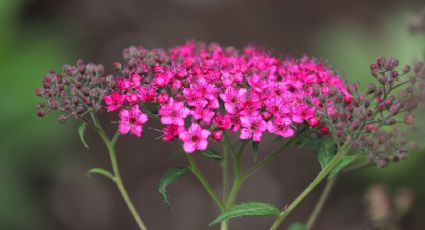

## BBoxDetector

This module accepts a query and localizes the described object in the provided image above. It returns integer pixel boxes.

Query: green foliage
[329,156,356,178]
[158,167,190,211]
[209,202,280,226]
[198,149,222,161]
[287,222,306,230]
[295,135,322,149]
[87,167,114,181]
[317,139,337,169]
[78,123,89,149]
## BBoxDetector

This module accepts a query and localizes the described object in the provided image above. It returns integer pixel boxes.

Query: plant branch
[186,154,225,211]
[242,136,299,182]
[305,177,337,230]
[269,143,350,230]
[90,113,148,230]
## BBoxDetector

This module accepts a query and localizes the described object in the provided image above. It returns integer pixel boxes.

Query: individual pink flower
[213,113,232,130]
[267,115,295,138]
[190,107,215,125]
[158,99,190,126]
[179,123,211,153]
[220,87,247,114]
[162,124,184,141]
[118,105,148,137]
[239,113,267,141]
[117,79,131,91]
[104,92,126,112]
[308,117,321,127]
[291,105,315,123]
[138,84,156,102]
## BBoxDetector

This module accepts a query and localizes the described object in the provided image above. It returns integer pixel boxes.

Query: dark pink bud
[212,131,223,141]
[261,112,271,120]
[112,62,122,69]
[320,126,329,135]
[37,110,46,117]
[309,117,321,127]
[344,95,352,103]
[157,93,169,104]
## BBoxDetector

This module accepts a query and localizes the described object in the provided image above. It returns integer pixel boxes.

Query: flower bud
[414,61,424,73]
[308,117,320,127]
[261,112,271,120]
[57,115,67,124]
[403,65,411,73]
[157,93,169,104]
[404,113,414,125]
[212,131,223,141]
[36,110,46,117]
[320,126,329,135]
[35,88,44,97]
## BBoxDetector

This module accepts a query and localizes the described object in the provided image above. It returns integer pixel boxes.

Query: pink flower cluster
[105,41,349,153]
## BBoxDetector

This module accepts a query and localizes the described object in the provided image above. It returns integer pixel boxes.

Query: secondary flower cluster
[105,41,349,153]
[314,57,424,166]
[35,60,111,123]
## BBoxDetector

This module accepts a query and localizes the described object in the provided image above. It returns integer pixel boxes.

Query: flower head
[118,105,148,137]
[179,123,211,153]
[158,99,190,126]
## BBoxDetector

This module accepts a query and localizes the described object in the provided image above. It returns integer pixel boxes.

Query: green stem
[226,141,248,207]
[222,141,229,202]
[269,144,350,230]
[90,114,148,230]
[242,137,298,182]
[305,177,337,230]
[186,154,225,211]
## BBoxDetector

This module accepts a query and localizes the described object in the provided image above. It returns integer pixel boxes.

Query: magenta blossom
[104,92,126,112]
[267,115,295,138]
[240,113,267,141]
[158,99,190,126]
[118,105,148,137]
[179,123,211,153]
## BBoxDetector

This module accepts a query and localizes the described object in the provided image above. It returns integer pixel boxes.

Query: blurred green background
[0,0,424,229]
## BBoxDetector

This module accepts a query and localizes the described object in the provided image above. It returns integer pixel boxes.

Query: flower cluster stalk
[90,113,148,230]
[269,143,351,230]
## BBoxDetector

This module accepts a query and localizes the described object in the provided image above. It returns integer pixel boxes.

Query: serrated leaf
[78,123,89,149]
[158,167,190,211]
[252,141,259,161]
[317,139,336,169]
[209,202,279,226]
[329,156,356,178]
[287,222,306,230]
[198,149,222,161]
[87,167,114,181]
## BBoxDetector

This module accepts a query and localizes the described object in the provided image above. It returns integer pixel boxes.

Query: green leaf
[87,167,114,181]
[158,167,190,211]
[296,136,322,149]
[252,141,259,161]
[287,222,306,230]
[317,139,336,169]
[329,156,356,178]
[198,149,222,161]
[209,202,279,226]
[78,123,89,149]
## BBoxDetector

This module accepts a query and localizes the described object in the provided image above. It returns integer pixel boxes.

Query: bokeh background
[1,0,425,229]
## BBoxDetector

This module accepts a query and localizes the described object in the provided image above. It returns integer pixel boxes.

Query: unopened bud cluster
[35,60,111,123]
[314,57,424,166]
